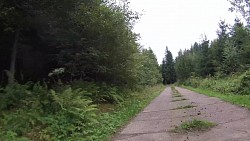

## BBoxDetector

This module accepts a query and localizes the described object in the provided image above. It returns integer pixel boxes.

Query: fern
[70,81,124,104]
[46,88,98,139]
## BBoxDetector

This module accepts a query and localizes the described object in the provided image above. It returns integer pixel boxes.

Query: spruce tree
[162,47,176,84]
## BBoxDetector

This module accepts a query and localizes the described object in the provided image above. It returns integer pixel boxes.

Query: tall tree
[229,0,250,26]
[214,20,228,70]
[162,47,176,84]
[137,48,161,86]
[175,49,194,81]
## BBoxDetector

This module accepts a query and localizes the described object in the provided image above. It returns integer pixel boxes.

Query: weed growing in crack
[170,105,196,110]
[171,119,217,133]
[171,98,188,102]
[172,94,183,98]
[171,86,183,98]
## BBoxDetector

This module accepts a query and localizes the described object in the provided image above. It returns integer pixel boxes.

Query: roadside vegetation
[181,70,250,108]
[0,84,164,141]
[171,119,216,133]
[0,1,164,140]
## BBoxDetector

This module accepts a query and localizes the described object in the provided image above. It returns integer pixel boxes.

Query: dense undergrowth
[183,69,250,95]
[182,69,250,108]
[0,82,164,141]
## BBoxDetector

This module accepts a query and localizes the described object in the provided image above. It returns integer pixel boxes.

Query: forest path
[112,86,250,141]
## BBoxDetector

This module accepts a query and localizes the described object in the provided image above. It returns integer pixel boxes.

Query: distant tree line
[175,18,250,81]
[162,0,250,83]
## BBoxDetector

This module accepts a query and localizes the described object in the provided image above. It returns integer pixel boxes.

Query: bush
[183,70,250,95]
[0,83,31,110]
[0,82,52,112]
[183,76,202,88]
[238,70,250,95]
[0,130,30,141]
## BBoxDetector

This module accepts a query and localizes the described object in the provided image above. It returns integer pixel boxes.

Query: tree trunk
[8,29,20,84]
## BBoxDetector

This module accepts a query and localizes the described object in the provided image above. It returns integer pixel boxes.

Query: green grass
[183,86,250,109]
[88,85,166,141]
[171,85,183,98]
[170,105,196,110]
[172,94,183,98]
[171,119,217,133]
[171,98,188,102]
[171,86,180,93]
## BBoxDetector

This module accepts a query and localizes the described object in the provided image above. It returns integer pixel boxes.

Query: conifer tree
[162,47,176,84]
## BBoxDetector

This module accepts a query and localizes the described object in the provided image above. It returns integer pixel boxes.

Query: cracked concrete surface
[112,87,250,141]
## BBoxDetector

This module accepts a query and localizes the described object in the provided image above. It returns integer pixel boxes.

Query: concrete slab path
[112,86,250,141]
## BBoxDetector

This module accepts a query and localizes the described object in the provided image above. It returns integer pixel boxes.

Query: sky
[128,0,238,63]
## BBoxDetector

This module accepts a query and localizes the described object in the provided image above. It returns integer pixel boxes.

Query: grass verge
[183,86,250,109]
[88,85,165,141]
[170,105,196,110]
[171,119,216,133]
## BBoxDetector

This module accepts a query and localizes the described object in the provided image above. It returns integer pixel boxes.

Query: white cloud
[129,0,237,63]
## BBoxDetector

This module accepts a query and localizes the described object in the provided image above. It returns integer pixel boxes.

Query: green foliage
[0,82,57,114]
[0,0,164,140]
[0,131,30,141]
[181,69,250,110]
[0,84,98,140]
[238,70,250,95]
[0,82,164,140]
[175,49,194,81]
[71,81,124,104]
[0,83,30,110]
[38,88,98,140]
[50,88,97,122]
[137,48,161,86]
[174,19,250,83]
[183,70,250,96]
[162,47,176,84]
[183,75,239,93]
[0,0,145,89]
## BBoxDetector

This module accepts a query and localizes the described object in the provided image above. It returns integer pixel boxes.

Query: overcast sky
[128,0,238,63]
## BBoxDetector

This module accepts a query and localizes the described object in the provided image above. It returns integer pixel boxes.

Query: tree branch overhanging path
[113,86,250,141]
